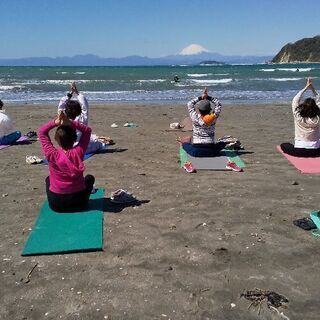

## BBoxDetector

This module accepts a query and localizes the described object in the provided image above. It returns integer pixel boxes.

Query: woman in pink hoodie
[39,112,95,212]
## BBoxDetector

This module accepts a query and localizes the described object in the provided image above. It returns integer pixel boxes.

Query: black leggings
[280,143,320,158]
[46,175,95,212]
[182,141,227,157]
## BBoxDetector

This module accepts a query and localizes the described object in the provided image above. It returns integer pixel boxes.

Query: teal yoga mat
[22,189,104,256]
[310,211,320,237]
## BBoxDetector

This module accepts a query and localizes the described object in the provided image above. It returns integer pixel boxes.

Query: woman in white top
[280,78,320,157]
[58,82,113,154]
[0,100,21,145]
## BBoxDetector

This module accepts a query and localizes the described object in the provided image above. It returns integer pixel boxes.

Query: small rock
[291,181,299,185]
[168,266,173,271]
[2,193,8,197]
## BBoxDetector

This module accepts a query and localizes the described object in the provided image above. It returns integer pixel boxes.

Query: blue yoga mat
[42,152,95,165]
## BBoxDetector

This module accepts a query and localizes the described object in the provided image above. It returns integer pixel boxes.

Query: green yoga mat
[179,147,245,169]
[22,189,104,256]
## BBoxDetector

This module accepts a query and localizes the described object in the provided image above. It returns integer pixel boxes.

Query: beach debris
[111,123,118,128]
[123,122,138,128]
[21,263,38,284]
[250,232,264,242]
[195,222,207,228]
[170,122,182,129]
[2,193,8,197]
[230,303,236,308]
[241,288,288,314]
[169,224,176,230]
[291,181,299,185]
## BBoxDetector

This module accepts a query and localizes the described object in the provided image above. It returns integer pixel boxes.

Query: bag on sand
[217,135,243,150]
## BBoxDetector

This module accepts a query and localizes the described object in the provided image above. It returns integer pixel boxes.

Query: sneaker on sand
[110,189,137,204]
[183,161,196,173]
[26,155,43,164]
[226,161,242,172]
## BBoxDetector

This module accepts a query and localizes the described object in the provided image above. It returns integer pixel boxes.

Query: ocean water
[0,63,319,104]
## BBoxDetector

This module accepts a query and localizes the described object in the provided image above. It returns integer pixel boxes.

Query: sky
[1,0,320,59]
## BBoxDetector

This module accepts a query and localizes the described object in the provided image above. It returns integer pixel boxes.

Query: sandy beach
[1,102,320,320]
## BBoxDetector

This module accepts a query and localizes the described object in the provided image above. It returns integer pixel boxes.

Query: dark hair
[54,125,77,150]
[298,98,320,118]
[65,100,81,120]
[199,109,211,116]
[0,100,3,109]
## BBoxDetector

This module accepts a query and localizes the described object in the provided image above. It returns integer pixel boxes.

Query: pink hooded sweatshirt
[39,120,91,194]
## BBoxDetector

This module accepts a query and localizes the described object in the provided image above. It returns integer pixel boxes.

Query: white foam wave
[190,78,232,84]
[46,80,88,84]
[260,67,313,72]
[137,79,166,83]
[187,73,212,77]
[0,85,25,90]
[56,72,68,74]
[252,77,303,82]
[278,68,312,72]
[271,77,302,81]
[74,72,86,74]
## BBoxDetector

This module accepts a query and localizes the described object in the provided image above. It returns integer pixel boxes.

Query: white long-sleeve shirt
[187,96,222,144]
[292,89,320,148]
[58,93,89,125]
[0,110,13,139]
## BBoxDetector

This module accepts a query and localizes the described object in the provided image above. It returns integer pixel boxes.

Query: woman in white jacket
[0,100,21,145]
[280,78,320,157]
[58,82,113,154]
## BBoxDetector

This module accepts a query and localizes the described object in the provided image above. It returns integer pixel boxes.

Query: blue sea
[0,63,319,104]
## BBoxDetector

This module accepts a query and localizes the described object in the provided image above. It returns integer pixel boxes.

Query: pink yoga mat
[277,145,320,174]
[0,136,29,150]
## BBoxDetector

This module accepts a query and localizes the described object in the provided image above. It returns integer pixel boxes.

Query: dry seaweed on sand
[241,288,289,314]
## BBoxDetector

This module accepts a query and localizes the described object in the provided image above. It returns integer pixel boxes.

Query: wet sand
[1,102,320,320]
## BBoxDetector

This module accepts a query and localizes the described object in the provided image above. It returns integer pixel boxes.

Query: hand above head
[306,77,313,89]
[55,111,71,126]
[70,81,79,95]
[55,112,62,126]
[60,110,71,126]
[202,87,208,100]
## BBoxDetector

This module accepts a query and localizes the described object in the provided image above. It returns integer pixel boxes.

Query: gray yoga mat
[187,153,229,170]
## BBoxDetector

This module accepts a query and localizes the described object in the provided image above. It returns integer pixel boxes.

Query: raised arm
[39,120,57,159]
[292,78,313,114]
[71,82,89,125]
[209,96,222,118]
[57,94,71,113]
[70,120,91,156]
[187,97,202,123]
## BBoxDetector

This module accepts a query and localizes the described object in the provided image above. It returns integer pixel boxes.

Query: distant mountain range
[0,52,272,66]
[272,35,320,63]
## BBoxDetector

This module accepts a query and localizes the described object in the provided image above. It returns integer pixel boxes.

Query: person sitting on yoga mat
[178,88,227,157]
[0,99,21,145]
[58,82,113,154]
[39,111,95,212]
[280,78,320,157]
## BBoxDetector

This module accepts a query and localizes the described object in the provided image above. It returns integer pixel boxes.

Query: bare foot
[176,136,192,145]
